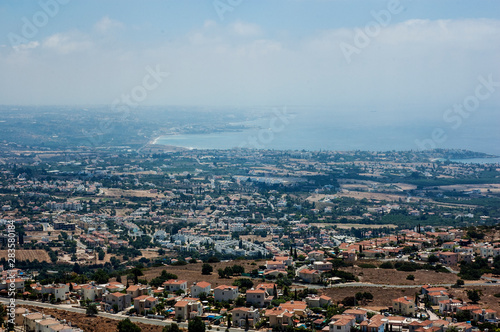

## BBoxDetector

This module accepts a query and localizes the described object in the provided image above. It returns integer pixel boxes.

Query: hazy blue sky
[1,0,499,115]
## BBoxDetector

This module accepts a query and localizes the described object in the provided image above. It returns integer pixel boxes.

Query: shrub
[379,262,393,269]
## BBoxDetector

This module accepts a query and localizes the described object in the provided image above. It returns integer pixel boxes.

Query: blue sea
[155,108,500,159]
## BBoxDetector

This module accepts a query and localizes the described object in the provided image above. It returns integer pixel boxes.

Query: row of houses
[14,308,83,332]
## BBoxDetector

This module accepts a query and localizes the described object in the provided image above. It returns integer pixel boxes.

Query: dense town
[0,146,499,332]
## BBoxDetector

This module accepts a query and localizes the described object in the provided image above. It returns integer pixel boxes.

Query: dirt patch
[447,286,500,312]
[322,286,420,307]
[142,260,261,287]
[100,188,161,198]
[345,265,459,285]
[0,249,50,262]
[240,235,273,242]
[336,191,406,202]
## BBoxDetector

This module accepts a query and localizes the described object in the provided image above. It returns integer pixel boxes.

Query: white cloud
[42,32,92,54]
[0,17,499,110]
[230,21,262,36]
[12,41,40,52]
[94,16,124,34]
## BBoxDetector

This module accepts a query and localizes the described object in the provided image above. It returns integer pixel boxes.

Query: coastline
[151,134,498,161]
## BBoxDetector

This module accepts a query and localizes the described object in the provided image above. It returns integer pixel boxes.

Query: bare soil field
[240,235,274,242]
[344,265,458,285]
[322,286,420,307]
[393,183,418,191]
[21,306,164,332]
[437,183,500,194]
[100,188,161,198]
[136,249,160,261]
[0,249,50,262]
[336,190,406,202]
[142,260,261,287]
[447,285,500,311]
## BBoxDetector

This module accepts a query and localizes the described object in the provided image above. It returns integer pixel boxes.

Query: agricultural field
[0,249,50,262]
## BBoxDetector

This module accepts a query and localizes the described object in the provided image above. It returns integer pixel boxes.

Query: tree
[92,269,109,284]
[86,303,98,316]
[117,318,141,332]
[232,278,254,289]
[202,263,213,275]
[466,289,482,304]
[428,255,439,263]
[130,267,143,284]
[188,316,206,332]
[232,264,245,275]
[163,324,180,332]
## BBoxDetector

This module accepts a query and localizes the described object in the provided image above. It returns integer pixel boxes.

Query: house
[246,288,270,308]
[175,299,203,320]
[329,315,356,332]
[427,291,449,305]
[255,282,277,296]
[421,285,446,295]
[263,269,288,278]
[393,297,416,316]
[14,307,29,326]
[266,260,286,270]
[36,318,60,332]
[36,284,70,301]
[313,261,333,272]
[360,314,386,332]
[447,322,472,332]
[133,295,158,315]
[344,309,368,323]
[80,284,103,301]
[0,278,26,292]
[126,284,150,298]
[162,279,187,293]
[231,307,260,328]
[279,301,308,317]
[439,252,458,266]
[408,320,433,332]
[438,299,462,314]
[213,285,239,302]
[297,269,321,283]
[190,281,211,298]
[106,282,126,293]
[274,256,294,267]
[308,250,324,261]
[103,292,131,312]
[471,309,496,322]
[265,307,294,328]
[305,294,332,308]
[23,312,44,332]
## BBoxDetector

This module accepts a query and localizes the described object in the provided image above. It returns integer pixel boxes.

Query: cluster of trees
[217,264,245,278]
[150,269,179,287]
[459,257,490,280]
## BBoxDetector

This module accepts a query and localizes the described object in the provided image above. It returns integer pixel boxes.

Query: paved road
[426,309,439,320]
[292,281,500,289]
[0,298,248,332]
